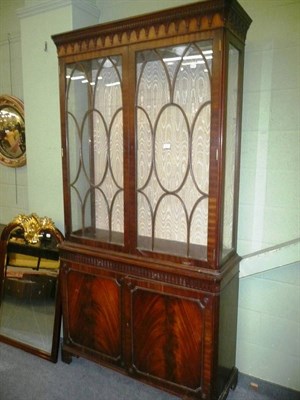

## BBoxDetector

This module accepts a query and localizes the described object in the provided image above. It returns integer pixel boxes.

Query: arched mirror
[0,213,63,362]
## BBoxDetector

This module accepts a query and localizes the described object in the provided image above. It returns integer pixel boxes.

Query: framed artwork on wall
[0,95,26,168]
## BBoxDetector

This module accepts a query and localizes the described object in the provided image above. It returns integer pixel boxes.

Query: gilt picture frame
[0,95,26,167]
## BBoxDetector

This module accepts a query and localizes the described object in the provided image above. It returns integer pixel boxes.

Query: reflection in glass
[0,279,56,352]
[0,107,25,159]
[0,95,26,167]
[0,214,63,362]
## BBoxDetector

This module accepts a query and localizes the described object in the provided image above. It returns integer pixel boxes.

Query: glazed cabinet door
[126,277,215,398]
[63,52,125,246]
[60,262,122,366]
[135,40,213,263]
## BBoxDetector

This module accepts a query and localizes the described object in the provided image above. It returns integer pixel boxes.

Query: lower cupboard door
[130,283,213,396]
[65,269,122,363]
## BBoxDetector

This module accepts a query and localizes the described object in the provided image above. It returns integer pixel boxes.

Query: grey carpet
[0,342,298,400]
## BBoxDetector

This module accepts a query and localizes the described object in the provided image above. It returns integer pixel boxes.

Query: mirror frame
[0,214,64,362]
[0,94,26,167]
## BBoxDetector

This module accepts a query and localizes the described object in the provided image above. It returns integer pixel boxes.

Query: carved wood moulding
[53,0,251,58]
[60,249,222,294]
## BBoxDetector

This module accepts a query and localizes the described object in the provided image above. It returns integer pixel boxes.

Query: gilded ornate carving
[11,213,57,244]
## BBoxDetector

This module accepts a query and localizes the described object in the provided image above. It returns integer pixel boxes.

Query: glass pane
[136,41,212,260]
[222,44,240,258]
[66,56,124,244]
[0,225,61,356]
[0,106,25,160]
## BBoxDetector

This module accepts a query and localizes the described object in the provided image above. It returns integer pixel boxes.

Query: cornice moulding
[52,0,251,58]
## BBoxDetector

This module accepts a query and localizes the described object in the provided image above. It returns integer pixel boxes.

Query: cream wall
[237,0,300,390]
[18,0,101,233]
[0,0,28,222]
[238,0,299,258]
[0,0,299,392]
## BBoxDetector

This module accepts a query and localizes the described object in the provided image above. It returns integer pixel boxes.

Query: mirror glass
[0,95,26,167]
[0,214,63,362]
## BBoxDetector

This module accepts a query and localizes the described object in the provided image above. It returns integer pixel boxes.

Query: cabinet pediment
[53,0,251,57]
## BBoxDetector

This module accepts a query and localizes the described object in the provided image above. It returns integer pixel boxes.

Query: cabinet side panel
[215,272,239,397]
[65,269,122,360]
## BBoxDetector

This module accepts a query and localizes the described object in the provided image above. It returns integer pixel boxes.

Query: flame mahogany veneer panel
[66,270,121,360]
[132,289,206,389]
